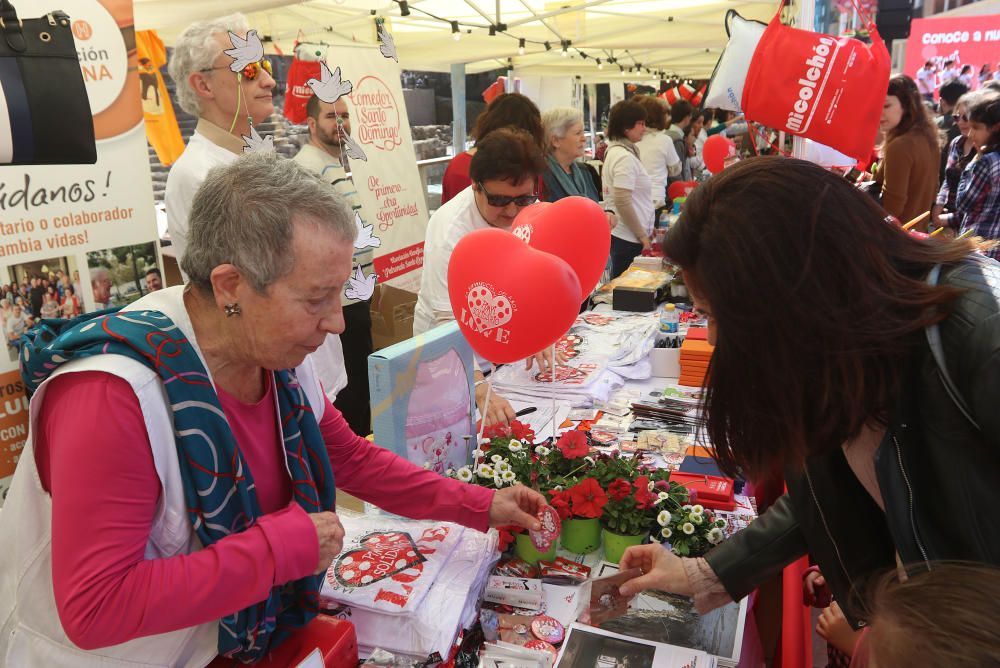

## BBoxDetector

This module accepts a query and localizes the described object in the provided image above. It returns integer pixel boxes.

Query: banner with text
[0,0,160,503]
[905,16,1000,85]
[330,43,428,294]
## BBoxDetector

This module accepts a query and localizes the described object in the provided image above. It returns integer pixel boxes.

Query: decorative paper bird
[225,30,264,73]
[242,125,274,153]
[345,265,376,301]
[306,63,353,104]
[378,23,398,62]
[354,212,381,249]
[342,131,368,162]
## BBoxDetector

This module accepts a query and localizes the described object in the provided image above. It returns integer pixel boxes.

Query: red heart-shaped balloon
[448,228,581,364]
[512,197,611,300]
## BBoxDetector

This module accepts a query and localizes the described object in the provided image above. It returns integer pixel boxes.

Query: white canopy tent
[133,0,779,80]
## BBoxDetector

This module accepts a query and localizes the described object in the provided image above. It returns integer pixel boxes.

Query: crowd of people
[1,272,84,358]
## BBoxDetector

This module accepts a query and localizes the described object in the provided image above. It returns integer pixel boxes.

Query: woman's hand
[489,484,546,531]
[617,543,693,597]
[640,235,653,253]
[803,568,832,608]
[309,511,346,574]
[476,382,516,427]
[606,211,619,230]
[525,348,569,375]
[930,203,944,228]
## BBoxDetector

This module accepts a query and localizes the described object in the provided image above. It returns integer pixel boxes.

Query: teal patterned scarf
[20,307,335,664]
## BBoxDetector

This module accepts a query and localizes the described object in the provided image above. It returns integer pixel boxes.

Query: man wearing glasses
[165,13,276,270]
[415,127,556,426]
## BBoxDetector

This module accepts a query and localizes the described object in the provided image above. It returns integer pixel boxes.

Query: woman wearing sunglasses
[932,93,976,230]
[165,13,277,273]
[415,128,553,426]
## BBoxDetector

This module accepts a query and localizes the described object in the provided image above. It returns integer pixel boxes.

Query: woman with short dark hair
[635,96,681,208]
[617,156,1000,639]
[602,100,652,278]
[441,93,544,204]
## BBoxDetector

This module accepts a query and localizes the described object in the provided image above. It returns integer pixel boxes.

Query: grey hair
[181,151,356,294]
[542,107,584,154]
[168,13,250,117]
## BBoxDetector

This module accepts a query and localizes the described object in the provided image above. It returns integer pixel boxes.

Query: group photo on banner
[1,0,999,665]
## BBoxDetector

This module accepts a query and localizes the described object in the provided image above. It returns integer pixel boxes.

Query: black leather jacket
[703,256,1000,627]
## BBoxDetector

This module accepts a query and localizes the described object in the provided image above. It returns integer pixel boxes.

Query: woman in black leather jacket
[618,157,1000,630]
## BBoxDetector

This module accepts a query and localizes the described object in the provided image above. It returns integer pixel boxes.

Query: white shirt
[636,130,681,207]
[941,67,959,84]
[916,67,936,95]
[603,144,655,245]
[414,186,489,336]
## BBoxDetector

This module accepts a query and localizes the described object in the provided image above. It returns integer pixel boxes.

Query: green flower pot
[602,528,648,564]
[514,532,557,565]
[561,517,602,554]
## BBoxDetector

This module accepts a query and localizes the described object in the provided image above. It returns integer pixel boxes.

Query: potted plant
[652,499,728,557]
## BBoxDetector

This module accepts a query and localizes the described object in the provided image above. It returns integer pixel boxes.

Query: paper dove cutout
[225,30,264,73]
[345,265,376,301]
[242,125,274,153]
[306,63,353,104]
[342,131,368,162]
[378,23,398,62]
[354,212,381,249]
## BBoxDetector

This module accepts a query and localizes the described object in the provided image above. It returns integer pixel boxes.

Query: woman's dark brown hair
[886,74,940,149]
[472,93,544,149]
[634,95,668,131]
[606,100,646,141]
[469,127,546,185]
[866,563,1000,667]
[662,156,972,479]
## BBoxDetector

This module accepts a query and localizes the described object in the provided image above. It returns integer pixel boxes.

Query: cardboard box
[368,321,476,474]
[612,282,669,312]
[369,283,417,351]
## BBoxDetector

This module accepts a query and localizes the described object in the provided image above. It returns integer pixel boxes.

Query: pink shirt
[35,370,493,650]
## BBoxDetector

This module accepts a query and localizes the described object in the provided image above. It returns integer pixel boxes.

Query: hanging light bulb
[596,58,603,70]
[518,38,525,55]
[561,41,568,57]
[451,21,460,41]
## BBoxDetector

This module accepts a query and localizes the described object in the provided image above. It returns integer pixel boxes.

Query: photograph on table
[557,626,656,668]
[2,255,84,362]
[86,242,163,312]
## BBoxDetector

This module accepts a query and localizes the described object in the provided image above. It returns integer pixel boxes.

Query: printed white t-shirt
[414,186,490,335]
[637,130,680,206]
[602,144,655,245]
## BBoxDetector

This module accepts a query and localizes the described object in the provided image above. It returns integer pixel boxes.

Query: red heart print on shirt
[332,531,426,588]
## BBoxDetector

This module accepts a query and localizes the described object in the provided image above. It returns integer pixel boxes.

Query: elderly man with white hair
[165,14,351,409]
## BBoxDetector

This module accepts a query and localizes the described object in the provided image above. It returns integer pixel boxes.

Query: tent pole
[451,63,467,156]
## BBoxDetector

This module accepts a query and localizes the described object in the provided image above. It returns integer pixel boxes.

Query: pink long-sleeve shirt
[35,370,493,651]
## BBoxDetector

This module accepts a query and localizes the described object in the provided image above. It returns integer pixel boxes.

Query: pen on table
[515,407,538,417]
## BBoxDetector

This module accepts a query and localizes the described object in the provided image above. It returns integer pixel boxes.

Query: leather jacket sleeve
[703,494,809,602]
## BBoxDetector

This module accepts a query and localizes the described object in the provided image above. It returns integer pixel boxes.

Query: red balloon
[703,134,737,174]
[667,180,697,201]
[511,197,611,300]
[448,228,581,364]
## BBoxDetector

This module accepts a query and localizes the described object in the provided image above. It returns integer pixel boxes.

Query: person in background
[28,277,44,320]
[541,107,614,232]
[958,64,975,88]
[635,95,681,209]
[955,90,1000,257]
[616,156,1000,645]
[705,108,741,136]
[295,93,377,436]
[144,268,163,293]
[603,100,653,278]
[0,152,547,665]
[917,60,938,102]
[932,93,976,230]
[39,293,59,320]
[875,74,941,227]
[4,304,27,345]
[441,93,544,205]
[90,267,113,310]
[665,100,693,183]
[165,13,276,267]
[688,109,712,177]
[940,59,959,84]
[415,128,557,426]
[594,132,609,162]
[936,80,970,183]
[979,63,993,87]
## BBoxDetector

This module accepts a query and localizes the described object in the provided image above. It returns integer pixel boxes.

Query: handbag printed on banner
[740,0,889,163]
[0,1,97,165]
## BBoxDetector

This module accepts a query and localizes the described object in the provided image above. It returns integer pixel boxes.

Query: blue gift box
[368,322,476,474]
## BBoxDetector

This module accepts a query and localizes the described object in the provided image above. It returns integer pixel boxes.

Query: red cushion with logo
[740,0,890,163]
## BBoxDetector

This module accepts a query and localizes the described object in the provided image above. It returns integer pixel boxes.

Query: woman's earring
[224,303,242,317]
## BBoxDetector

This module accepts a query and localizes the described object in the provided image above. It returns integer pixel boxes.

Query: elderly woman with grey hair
[0,153,545,665]
[541,108,616,229]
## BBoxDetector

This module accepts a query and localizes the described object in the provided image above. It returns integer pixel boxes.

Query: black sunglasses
[477,181,538,208]
[953,113,969,122]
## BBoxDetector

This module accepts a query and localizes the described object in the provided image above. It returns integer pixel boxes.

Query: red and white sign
[905,16,1000,89]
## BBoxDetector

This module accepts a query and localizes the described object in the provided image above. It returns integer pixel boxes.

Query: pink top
[35,370,494,651]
